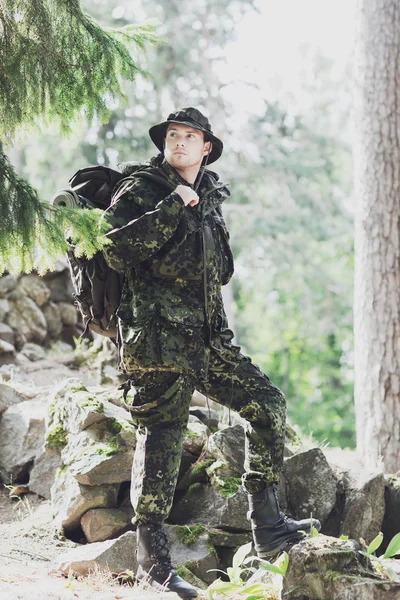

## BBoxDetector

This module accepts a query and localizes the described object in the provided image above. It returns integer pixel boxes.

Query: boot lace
[151,526,173,573]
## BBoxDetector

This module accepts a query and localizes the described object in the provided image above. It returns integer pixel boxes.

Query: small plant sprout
[244,551,289,578]
[207,541,272,599]
[308,512,319,538]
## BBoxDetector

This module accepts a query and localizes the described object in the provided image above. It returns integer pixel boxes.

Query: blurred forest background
[7,0,356,449]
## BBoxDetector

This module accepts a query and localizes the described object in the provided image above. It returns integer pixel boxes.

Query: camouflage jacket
[104,154,241,376]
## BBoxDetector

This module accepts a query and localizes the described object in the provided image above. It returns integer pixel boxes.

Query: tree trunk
[353,0,400,472]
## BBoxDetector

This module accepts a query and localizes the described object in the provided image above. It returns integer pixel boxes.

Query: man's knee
[238,382,286,431]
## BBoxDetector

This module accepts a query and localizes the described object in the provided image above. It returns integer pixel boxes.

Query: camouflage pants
[125,353,286,524]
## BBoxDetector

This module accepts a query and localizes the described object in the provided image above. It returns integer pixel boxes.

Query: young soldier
[104,108,320,599]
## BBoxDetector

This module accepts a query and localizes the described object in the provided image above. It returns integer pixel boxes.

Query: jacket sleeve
[103,178,185,271]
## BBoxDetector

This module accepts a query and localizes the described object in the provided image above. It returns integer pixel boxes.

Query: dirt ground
[0,350,198,600]
[0,486,199,600]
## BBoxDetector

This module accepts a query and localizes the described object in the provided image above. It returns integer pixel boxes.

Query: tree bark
[353,0,400,472]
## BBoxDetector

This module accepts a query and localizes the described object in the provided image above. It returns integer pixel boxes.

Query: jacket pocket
[159,305,205,372]
[118,302,161,370]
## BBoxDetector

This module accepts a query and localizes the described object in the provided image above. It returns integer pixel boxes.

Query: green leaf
[232,542,253,570]
[239,583,265,595]
[382,532,400,559]
[339,534,349,541]
[366,532,383,556]
[276,551,289,575]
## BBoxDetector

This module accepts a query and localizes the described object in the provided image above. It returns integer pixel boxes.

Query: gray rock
[58,302,78,326]
[207,529,251,548]
[17,275,51,307]
[20,342,46,362]
[0,383,24,415]
[51,467,119,533]
[283,535,400,599]
[383,476,400,549]
[182,419,208,456]
[0,274,17,298]
[0,339,16,366]
[0,323,14,346]
[0,398,48,481]
[64,429,134,486]
[46,379,135,485]
[81,507,134,543]
[340,469,385,545]
[189,406,220,429]
[170,483,250,531]
[42,301,63,338]
[7,297,47,343]
[283,447,337,527]
[28,450,63,499]
[49,378,133,436]
[207,424,245,475]
[0,298,10,321]
[57,530,137,576]
[166,525,218,585]
[43,272,75,303]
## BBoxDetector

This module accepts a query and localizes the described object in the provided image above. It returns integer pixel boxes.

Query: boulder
[6,297,47,343]
[0,298,10,321]
[28,450,63,499]
[42,301,63,338]
[17,275,51,307]
[382,476,400,549]
[207,424,245,475]
[166,524,218,585]
[43,271,75,303]
[189,406,220,430]
[81,507,134,543]
[0,382,24,415]
[182,417,209,456]
[340,469,385,544]
[283,535,400,599]
[57,530,137,576]
[170,483,250,531]
[0,398,48,482]
[0,339,16,366]
[63,425,135,486]
[20,342,46,362]
[58,302,78,327]
[0,323,14,346]
[46,379,136,484]
[0,274,17,297]
[51,467,119,533]
[283,447,337,528]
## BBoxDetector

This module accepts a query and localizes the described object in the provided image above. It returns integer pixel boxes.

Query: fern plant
[0,0,158,274]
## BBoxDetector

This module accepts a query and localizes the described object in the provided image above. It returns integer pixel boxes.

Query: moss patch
[213,476,241,498]
[187,482,202,497]
[175,525,206,546]
[78,393,104,414]
[191,458,215,478]
[46,423,68,448]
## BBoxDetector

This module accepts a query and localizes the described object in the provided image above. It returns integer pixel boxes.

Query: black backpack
[51,163,175,340]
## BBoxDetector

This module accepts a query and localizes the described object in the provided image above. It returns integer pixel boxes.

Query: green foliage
[0,0,157,139]
[175,525,206,546]
[360,531,400,560]
[0,149,113,274]
[244,551,289,578]
[0,0,157,274]
[46,423,68,448]
[207,542,285,599]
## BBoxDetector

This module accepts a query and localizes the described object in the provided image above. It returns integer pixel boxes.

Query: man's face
[164,123,211,171]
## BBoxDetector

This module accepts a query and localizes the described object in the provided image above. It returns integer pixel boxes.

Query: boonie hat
[149,107,223,164]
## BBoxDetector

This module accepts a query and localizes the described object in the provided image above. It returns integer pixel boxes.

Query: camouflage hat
[149,107,223,164]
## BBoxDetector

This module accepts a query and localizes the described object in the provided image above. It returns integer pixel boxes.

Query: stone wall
[0,264,82,366]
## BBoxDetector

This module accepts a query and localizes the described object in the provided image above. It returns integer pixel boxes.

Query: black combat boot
[247,484,321,558]
[136,522,198,598]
